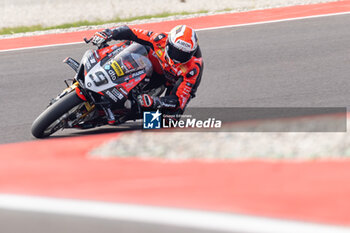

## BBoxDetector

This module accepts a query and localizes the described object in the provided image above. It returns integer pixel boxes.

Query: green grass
[0,10,209,35]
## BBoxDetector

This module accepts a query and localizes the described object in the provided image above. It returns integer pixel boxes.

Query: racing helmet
[165,25,198,64]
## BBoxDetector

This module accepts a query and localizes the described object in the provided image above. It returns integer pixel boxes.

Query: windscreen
[111,43,152,77]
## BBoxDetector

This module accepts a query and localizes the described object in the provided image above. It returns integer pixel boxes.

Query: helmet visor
[166,43,195,64]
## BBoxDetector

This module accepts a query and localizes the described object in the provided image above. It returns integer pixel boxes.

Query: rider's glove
[92,29,113,47]
[137,94,161,108]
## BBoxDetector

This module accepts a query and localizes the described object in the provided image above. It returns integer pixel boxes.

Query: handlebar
[84,37,93,44]
[83,37,109,49]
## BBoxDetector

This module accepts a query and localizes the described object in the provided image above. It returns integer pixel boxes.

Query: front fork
[58,81,96,125]
[74,82,116,125]
[72,83,97,119]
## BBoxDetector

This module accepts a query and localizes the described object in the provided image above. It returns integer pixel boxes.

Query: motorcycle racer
[92,25,203,117]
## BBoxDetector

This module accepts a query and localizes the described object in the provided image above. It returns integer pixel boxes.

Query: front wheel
[31,91,84,138]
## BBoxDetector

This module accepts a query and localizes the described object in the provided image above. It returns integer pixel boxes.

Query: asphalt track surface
[1,14,350,144]
[0,209,220,233]
[1,13,350,233]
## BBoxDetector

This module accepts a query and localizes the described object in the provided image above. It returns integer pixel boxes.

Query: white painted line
[0,41,84,53]
[1,10,350,53]
[195,11,350,32]
[0,194,348,233]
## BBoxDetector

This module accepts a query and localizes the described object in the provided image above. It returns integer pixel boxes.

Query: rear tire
[31,91,84,138]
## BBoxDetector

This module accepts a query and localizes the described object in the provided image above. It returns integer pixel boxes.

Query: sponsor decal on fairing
[111,61,124,76]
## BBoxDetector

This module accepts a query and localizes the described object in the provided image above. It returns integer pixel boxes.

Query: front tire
[31,91,84,138]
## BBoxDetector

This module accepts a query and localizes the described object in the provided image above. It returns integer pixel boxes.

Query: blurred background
[0,0,337,29]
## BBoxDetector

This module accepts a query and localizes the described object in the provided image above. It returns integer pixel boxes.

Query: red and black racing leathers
[110,25,203,113]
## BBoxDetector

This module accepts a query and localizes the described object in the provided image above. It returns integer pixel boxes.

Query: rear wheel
[31,91,84,138]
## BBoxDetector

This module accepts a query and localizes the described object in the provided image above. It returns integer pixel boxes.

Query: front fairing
[81,43,153,103]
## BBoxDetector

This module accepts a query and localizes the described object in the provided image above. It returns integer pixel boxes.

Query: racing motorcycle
[31,38,164,138]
